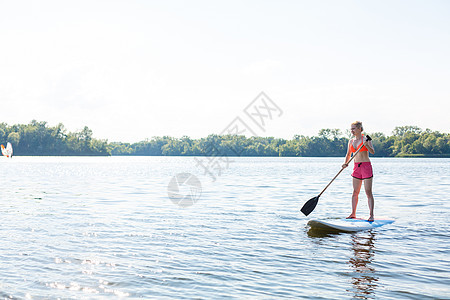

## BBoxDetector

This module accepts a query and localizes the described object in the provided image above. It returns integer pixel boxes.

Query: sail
[1,143,13,157]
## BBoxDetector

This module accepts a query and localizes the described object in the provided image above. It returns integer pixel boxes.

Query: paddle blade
[301,196,320,216]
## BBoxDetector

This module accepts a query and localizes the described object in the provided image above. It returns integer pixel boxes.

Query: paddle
[300,135,372,216]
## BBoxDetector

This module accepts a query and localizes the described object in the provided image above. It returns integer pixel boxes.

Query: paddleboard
[308,218,394,233]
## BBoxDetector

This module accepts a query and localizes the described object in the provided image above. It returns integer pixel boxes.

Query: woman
[342,121,375,221]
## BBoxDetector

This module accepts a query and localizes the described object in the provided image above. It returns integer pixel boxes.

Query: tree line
[0,120,109,156]
[110,126,449,157]
[1,121,449,157]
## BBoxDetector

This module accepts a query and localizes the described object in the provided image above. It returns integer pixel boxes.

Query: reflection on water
[348,231,377,299]
[306,228,338,238]
[306,228,378,299]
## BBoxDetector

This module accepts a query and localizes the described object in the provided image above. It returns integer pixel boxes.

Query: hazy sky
[1,0,449,142]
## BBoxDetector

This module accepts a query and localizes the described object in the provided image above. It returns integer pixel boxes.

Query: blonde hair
[351,121,364,132]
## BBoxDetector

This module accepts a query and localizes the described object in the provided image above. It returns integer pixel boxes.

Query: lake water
[0,156,449,299]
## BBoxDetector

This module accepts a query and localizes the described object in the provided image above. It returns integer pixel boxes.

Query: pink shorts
[352,162,373,180]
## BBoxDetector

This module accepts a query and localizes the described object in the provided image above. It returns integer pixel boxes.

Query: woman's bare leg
[348,178,362,219]
[364,177,375,221]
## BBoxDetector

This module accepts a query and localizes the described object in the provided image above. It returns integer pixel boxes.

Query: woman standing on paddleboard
[342,121,375,221]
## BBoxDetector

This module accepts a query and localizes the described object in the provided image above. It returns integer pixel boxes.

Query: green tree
[7,132,20,146]
[0,128,6,143]
[392,126,422,137]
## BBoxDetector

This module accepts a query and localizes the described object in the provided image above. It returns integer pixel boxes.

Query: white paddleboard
[308,218,394,232]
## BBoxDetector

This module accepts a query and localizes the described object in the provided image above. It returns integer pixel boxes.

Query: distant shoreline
[1,122,449,158]
[5,154,450,158]
[394,154,450,158]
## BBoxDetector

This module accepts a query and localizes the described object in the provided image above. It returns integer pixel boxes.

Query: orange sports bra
[350,135,368,153]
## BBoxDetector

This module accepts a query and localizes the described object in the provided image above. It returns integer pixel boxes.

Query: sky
[0,0,449,142]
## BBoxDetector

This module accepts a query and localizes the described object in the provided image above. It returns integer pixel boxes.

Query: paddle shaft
[317,137,371,198]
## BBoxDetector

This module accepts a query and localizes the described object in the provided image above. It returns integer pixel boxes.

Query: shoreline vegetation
[1,121,449,158]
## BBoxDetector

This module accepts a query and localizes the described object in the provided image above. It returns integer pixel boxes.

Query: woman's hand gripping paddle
[300,135,372,216]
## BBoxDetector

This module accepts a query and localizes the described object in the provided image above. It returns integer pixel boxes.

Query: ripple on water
[0,157,449,298]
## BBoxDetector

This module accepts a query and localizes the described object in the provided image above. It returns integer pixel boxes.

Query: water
[0,157,449,299]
